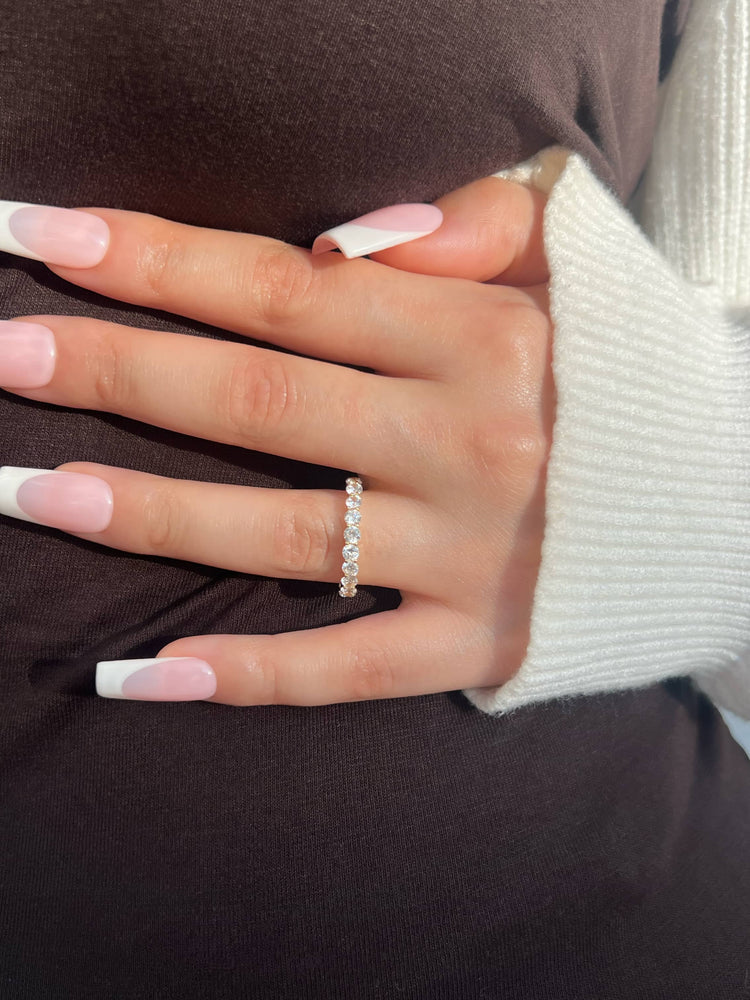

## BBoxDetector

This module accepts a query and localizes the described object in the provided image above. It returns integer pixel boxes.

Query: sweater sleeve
[463,0,750,718]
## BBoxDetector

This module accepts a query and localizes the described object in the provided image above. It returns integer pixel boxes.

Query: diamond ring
[339,476,363,597]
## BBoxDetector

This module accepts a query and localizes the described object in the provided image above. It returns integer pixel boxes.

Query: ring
[339,476,363,597]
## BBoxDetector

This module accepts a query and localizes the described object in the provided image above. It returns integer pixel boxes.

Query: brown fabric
[2,0,749,996]
[2,681,749,998]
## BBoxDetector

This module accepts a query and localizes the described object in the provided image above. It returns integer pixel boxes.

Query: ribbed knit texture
[639,0,749,305]
[466,0,750,718]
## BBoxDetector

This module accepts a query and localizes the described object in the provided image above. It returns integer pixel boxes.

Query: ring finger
[6,462,447,596]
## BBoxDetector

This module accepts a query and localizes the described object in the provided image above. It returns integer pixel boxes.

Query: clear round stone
[344,510,361,525]
[339,584,357,597]
[344,527,361,544]
[342,561,358,577]
[345,478,363,495]
[345,495,361,509]
[342,544,359,561]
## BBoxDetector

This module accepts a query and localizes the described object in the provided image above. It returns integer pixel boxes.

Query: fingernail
[0,200,109,267]
[96,657,217,701]
[0,466,113,533]
[0,321,56,388]
[312,203,443,258]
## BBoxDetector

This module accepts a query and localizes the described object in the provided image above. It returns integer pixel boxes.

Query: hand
[0,175,552,705]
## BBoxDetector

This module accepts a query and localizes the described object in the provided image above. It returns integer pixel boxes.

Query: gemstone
[345,478,363,495]
[344,527,361,543]
[342,544,359,561]
[339,584,357,597]
[344,510,361,525]
[345,495,361,509]
[342,561,358,577]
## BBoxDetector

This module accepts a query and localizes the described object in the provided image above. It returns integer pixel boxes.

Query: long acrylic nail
[96,657,217,701]
[0,200,109,267]
[0,466,113,533]
[0,321,56,388]
[312,203,443,258]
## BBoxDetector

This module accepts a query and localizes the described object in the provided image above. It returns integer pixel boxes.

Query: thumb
[374,176,548,285]
[312,175,548,285]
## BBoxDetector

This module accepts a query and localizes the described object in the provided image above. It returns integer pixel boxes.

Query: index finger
[2,203,487,376]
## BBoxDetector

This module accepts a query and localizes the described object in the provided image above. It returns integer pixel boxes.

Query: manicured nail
[96,657,217,701]
[0,466,113,532]
[0,200,109,267]
[0,321,56,388]
[312,203,443,258]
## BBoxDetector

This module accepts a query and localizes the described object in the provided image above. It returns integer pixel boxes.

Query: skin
[6,175,555,706]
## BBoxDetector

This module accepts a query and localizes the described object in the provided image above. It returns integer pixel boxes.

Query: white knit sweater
[465,0,750,718]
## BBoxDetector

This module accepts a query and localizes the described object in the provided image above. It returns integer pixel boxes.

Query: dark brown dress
[1,1,749,996]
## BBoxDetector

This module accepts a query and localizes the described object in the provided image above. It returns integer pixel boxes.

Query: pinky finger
[96,598,502,706]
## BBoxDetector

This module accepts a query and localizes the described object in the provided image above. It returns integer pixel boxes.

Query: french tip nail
[0,466,55,522]
[312,202,443,259]
[0,466,113,533]
[0,200,109,267]
[311,236,338,256]
[96,657,217,701]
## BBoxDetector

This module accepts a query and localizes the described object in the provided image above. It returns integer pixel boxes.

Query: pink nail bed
[15,471,113,533]
[6,205,109,267]
[0,321,56,387]
[96,657,217,701]
[312,203,443,258]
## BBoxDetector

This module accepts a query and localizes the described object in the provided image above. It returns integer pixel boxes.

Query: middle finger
[7,315,433,481]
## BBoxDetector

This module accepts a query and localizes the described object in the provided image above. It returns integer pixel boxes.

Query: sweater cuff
[464,151,750,716]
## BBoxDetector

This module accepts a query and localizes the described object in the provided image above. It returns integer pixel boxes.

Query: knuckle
[237,645,280,706]
[141,484,186,554]
[139,228,185,301]
[469,293,549,369]
[502,425,549,477]
[272,499,335,577]
[346,643,399,702]
[508,302,549,353]
[463,416,548,483]
[494,303,549,372]
[224,353,299,445]
[501,330,537,385]
[90,332,137,413]
[248,243,316,327]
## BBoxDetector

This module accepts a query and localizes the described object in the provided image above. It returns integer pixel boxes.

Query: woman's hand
[0,175,553,705]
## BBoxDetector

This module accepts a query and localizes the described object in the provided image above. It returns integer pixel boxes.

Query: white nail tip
[95,657,188,698]
[0,200,44,261]
[0,466,52,523]
[311,223,437,259]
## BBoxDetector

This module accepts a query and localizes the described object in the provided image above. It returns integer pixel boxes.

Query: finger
[26,204,479,376]
[369,176,548,285]
[7,316,432,478]
[45,463,445,594]
[150,597,504,706]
